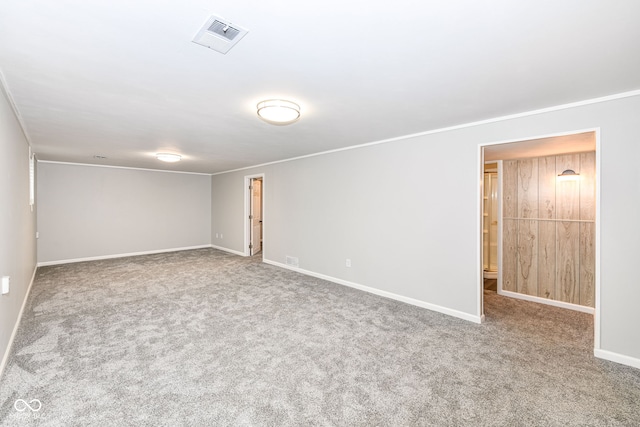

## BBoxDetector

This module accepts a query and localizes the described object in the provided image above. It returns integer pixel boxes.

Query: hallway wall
[502,151,596,307]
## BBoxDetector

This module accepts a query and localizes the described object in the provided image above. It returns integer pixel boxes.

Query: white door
[250,179,262,255]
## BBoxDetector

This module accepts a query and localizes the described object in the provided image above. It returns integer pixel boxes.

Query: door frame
[244,173,265,257]
[477,127,601,350]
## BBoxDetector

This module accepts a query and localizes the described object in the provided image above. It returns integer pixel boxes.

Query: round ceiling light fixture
[156,153,182,162]
[257,99,300,125]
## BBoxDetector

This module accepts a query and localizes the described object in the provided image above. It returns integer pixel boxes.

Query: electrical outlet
[1,276,9,295]
[220,234,223,239]
[346,259,352,268]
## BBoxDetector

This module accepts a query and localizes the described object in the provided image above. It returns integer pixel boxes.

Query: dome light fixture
[557,169,580,181]
[257,99,300,125]
[156,153,182,163]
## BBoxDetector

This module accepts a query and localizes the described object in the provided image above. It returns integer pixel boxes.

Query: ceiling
[1,1,639,174]
[484,131,596,162]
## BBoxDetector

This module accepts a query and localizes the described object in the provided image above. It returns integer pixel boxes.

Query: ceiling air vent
[192,15,248,54]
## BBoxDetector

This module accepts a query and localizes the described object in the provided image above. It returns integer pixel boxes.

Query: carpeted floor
[1,248,639,426]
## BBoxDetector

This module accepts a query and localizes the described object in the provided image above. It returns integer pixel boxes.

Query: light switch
[1,276,9,295]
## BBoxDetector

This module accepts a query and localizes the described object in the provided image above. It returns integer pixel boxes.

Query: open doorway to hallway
[480,130,599,322]
[250,178,263,255]
[482,160,500,291]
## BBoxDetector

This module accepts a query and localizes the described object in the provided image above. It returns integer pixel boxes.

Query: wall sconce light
[557,169,580,181]
[257,99,300,125]
[156,153,182,162]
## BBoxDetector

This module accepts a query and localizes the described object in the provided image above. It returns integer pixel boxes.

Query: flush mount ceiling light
[156,153,182,163]
[256,99,300,126]
[557,169,580,181]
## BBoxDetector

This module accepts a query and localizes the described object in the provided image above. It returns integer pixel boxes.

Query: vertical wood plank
[580,222,596,307]
[539,156,556,219]
[503,160,518,218]
[557,221,580,304]
[538,221,556,300]
[502,161,518,294]
[517,219,538,296]
[580,151,596,221]
[518,158,539,218]
[556,154,580,220]
[502,219,517,292]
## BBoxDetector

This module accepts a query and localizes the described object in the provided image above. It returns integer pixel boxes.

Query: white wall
[211,93,640,367]
[37,163,211,264]
[211,171,245,253]
[0,79,37,376]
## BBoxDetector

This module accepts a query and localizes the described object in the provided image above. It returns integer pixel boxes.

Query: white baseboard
[498,289,595,314]
[37,245,213,267]
[263,259,483,324]
[594,349,640,370]
[210,245,246,257]
[0,265,38,380]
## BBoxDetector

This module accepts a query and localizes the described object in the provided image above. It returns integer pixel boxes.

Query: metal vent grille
[193,15,249,54]
[207,20,240,41]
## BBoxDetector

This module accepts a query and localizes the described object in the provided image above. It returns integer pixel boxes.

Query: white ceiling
[484,131,596,161]
[1,0,639,174]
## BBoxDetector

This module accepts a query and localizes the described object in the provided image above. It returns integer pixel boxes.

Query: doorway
[244,174,265,257]
[479,129,600,344]
[250,178,263,255]
[482,161,500,286]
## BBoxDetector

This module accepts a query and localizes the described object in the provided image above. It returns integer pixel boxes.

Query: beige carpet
[1,248,639,426]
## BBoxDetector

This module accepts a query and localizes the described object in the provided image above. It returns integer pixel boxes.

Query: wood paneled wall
[502,152,595,307]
